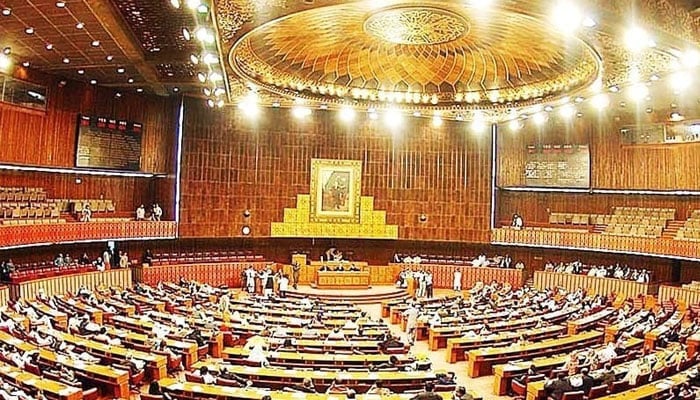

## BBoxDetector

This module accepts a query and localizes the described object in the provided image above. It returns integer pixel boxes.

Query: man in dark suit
[544,372,573,400]
[580,368,595,395]
[410,382,442,400]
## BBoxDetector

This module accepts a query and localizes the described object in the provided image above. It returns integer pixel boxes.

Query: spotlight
[670,71,691,92]
[550,1,583,34]
[683,50,700,68]
[508,119,521,131]
[207,99,215,108]
[469,0,493,8]
[431,115,443,127]
[608,85,620,93]
[190,54,199,64]
[591,93,609,110]
[170,0,180,7]
[21,61,29,67]
[45,44,53,50]
[1,8,11,16]
[2,47,10,55]
[368,110,379,120]
[116,67,125,74]
[182,28,191,41]
[624,26,654,52]
[91,40,100,47]
[75,22,84,29]
[237,93,260,119]
[339,106,356,123]
[559,104,575,119]
[532,112,547,125]
[197,72,206,83]
[383,108,403,127]
[670,112,684,122]
[213,88,225,97]
[628,83,649,101]
[90,79,97,85]
[241,225,251,236]
[62,58,70,64]
[209,72,222,82]
[197,4,208,13]
[127,78,134,84]
[55,1,66,7]
[25,27,35,35]
[195,27,214,44]
[186,0,200,9]
[217,99,224,108]
[106,55,114,61]
[292,105,311,119]
[0,54,12,71]
[202,53,218,64]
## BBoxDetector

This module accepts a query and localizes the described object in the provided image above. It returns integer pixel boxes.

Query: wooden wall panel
[179,98,492,242]
[497,107,700,190]
[496,190,700,224]
[0,70,177,173]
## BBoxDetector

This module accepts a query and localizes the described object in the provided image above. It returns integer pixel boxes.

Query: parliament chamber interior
[3,0,700,399]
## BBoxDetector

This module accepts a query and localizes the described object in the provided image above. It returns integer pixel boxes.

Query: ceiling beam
[83,0,168,96]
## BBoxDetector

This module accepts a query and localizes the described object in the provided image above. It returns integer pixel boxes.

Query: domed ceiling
[216,0,700,120]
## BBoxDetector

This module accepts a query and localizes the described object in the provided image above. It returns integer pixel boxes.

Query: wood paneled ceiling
[0,0,226,98]
[217,0,700,120]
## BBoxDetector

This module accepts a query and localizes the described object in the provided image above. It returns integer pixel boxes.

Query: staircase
[662,220,685,239]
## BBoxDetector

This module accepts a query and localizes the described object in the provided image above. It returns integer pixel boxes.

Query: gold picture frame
[310,159,362,224]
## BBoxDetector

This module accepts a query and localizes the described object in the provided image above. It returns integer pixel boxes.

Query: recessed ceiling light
[574,96,584,103]
[45,44,53,50]
[91,40,100,47]
[22,61,29,67]
[197,72,206,83]
[186,0,200,10]
[170,0,180,8]
[202,53,218,64]
[272,101,281,108]
[127,78,134,83]
[62,58,70,64]
[25,27,35,34]
[105,55,114,61]
[173,87,180,92]
[116,67,125,73]
[189,54,199,64]
[203,88,211,96]
[90,79,97,85]
[167,72,174,77]
[214,88,225,97]
[2,47,10,55]
[182,28,191,41]
[75,22,84,29]
[1,8,11,16]
[136,88,143,93]
[115,92,122,98]
[77,69,84,74]
[55,1,66,7]
[197,4,208,13]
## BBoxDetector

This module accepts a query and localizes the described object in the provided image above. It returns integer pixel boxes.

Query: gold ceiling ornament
[229,0,601,111]
[216,0,288,42]
[363,7,469,45]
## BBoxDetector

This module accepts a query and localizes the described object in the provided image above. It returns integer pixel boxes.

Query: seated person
[334,265,345,272]
[437,371,456,385]
[193,365,216,384]
[326,378,349,394]
[366,380,392,396]
[325,327,346,341]
[319,265,330,272]
[218,366,251,387]
[287,377,317,393]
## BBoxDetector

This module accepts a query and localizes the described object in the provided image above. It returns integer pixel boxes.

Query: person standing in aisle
[453,268,462,291]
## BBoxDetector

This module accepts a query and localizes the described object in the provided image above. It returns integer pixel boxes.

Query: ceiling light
[508,119,521,132]
[91,40,100,47]
[582,17,597,28]
[609,85,619,93]
[383,108,403,127]
[45,44,53,50]
[136,88,143,93]
[368,110,379,120]
[532,112,547,125]
[55,1,65,7]
[75,22,84,29]
[195,27,214,44]
[2,47,9,55]
[77,69,84,75]
[628,83,649,101]
[21,61,29,67]
[217,99,224,108]
[106,55,114,62]
[90,79,97,85]
[182,28,191,41]
[292,105,311,119]
[186,0,201,10]
[682,50,700,68]
[272,101,281,108]
[127,78,134,84]
[203,88,211,96]
[670,112,684,122]
[115,92,122,98]
[649,74,660,82]
[624,26,653,52]
[197,4,208,13]
[550,1,583,34]
[1,8,11,16]
[209,72,222,82]
[116,67,125,73]
[412,111,421,117]
[591,93,609,109]
[173,87,179,92]
[670,70,691,92]
[189,54,199,64]
[25,27,35,35]
[469,0,493,8]
[455,114,464,121]
[431,115,443,128]
[339,106,355,123]
[544,105,554,112]
[471,111,487,133]
[197,72,206,83]
[574,96,584,103]
[238,93,259,119]
[62,58,70,64]
[170,0,180,8]
[0,54,12,71]
[214,87,225,97]
[207,99,215,108]
[202,54,218,64]
[559,104,575,118]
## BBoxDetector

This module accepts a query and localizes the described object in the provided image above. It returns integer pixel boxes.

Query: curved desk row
[533,271,658,297]
[8,268,132,300]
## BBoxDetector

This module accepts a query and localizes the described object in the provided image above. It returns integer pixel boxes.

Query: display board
[75,115,142,170]
[524,144,590,188]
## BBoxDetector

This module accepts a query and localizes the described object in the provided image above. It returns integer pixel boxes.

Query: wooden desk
[644,311,684,351]
[40,328,168,380]
[0,360,82,400]
[193,360,435,392]
[603,310,648,342]
[134,262,269,287]
[446,325,567,363]
[222,347,415,369]
[314,271,371,290]
[388,264,525,289]
[29,300,67,330]
[257,337,399,354]
[55,296,104,324]
[687,333,700,357]
[465,330,604,377]
[158,378,482,400]
[533,271,658,297]
[103,326,198,369]
[566,308,615,335]
[0,330,129,398]
[658,284,700,305]
[491,337,643,395]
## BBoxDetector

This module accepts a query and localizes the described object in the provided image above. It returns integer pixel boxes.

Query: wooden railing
[492,227,700,260]
[0,221,177,248]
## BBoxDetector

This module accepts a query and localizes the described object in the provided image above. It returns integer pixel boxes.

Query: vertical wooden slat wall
[179,99,492,242]
[8,269,132,300]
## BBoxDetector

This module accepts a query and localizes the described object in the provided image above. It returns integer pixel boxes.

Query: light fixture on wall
[241,225,251,236]
[243,209,251,218]
[419,213,428,223]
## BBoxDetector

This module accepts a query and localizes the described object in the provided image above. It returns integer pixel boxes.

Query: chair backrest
[587,384,608,399]
[511,379,527,396]
[82,387,100,400]
[561,391,585,400]
[140,395,164,400]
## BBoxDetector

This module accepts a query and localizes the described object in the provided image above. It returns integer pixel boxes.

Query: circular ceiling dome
[229,0,601,109]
